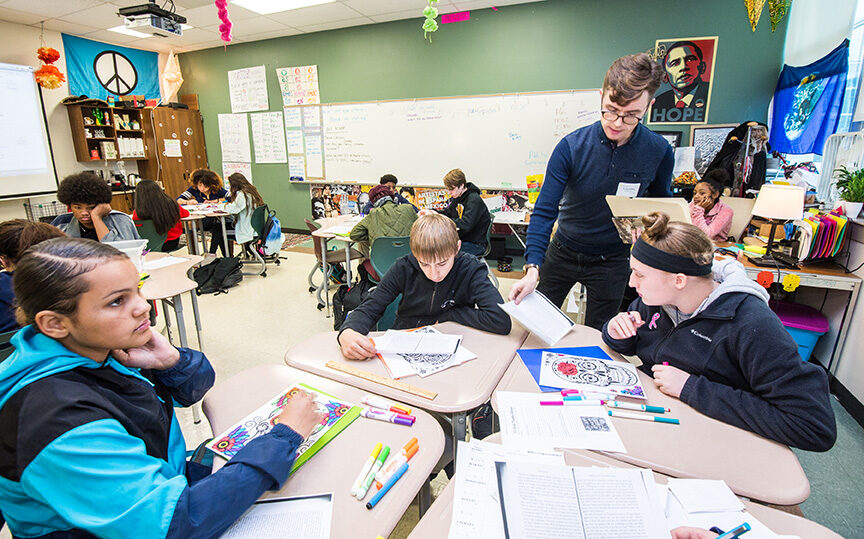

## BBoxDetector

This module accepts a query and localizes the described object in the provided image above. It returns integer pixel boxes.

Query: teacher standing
[510,53,674,330]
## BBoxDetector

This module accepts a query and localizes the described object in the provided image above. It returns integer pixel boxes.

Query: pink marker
[540,399,603,406]
[561,389,580,396]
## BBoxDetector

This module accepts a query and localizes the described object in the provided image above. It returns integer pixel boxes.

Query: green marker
[356,445,390,500]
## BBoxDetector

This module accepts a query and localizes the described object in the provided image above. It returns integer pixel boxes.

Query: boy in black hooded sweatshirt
[420,168,492,257]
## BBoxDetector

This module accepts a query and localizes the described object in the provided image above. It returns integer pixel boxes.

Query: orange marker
[375,439,419,488]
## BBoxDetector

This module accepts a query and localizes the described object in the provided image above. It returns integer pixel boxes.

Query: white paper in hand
[499,291,574,345]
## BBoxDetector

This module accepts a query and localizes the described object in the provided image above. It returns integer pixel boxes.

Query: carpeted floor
[281,233,311,250]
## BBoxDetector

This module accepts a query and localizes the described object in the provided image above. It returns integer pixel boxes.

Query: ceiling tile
[450,0,494,10]
[341,0,428,17]
[83,28,149,44]
[234,27,303,42]
[0,6,46,24]
[176,3,260,28]
[170,0,217,8]
[202,15,287,36]
[0,0,104,19]
[40,19,100,35]
[60,3,126,29]
[165,26,220,44]
[266,2,362,27]
[297,16,374,33]
[368,8,423,23]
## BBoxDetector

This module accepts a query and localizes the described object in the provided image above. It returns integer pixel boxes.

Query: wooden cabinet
[138,107,208,200]
[66,104,148,162]
[111,190,135,214]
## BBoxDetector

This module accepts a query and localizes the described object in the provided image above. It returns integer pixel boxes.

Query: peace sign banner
[61,34,159,100]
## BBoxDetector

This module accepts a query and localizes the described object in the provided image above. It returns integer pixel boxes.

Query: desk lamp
[750,184,804,268]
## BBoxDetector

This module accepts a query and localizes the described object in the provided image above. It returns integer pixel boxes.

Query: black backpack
[193,257,243,295]
[333,278,375,331]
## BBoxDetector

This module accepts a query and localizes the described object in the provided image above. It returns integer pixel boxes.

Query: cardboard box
[758,223,785,243]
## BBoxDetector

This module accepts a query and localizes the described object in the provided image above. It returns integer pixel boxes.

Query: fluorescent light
[181,24,194,30]
[230,0,335,15]
[108,25,151,38]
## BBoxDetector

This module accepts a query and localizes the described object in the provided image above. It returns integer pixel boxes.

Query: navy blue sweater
[0,271,17,333]
[525,122,674,264]
[601,294,837,452]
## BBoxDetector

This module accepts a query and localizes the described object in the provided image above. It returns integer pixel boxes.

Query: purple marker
[361,407,414,426]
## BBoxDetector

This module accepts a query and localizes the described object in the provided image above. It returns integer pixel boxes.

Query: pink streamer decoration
[215,0,232,43]
[441,11,470,23]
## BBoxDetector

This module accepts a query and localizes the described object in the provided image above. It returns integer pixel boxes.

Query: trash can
[769,300,829,362]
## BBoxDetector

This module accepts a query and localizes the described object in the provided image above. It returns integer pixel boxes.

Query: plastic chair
[0,329,17,361]
[236,205,268,277]
[720,196,757,242]
[304,218,364,311]
[377,294,402,331]
[480,221,499,288]
[134,219,168,252]
[369,236,411,280]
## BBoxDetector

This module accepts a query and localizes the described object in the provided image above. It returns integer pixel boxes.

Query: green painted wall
[179,0,787,229]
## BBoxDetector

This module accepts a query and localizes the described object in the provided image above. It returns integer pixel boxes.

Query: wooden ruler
[325,361,438,401]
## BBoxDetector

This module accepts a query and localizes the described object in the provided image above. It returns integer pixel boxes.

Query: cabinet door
[152,108,209,199]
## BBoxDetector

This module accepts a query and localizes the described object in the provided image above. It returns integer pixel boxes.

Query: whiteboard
[0,63,57,198]
[321,90,601,189]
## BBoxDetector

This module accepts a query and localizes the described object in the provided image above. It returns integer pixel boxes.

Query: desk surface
[140,252,202,300]
[203,364,445,539]
[716,243,861,283]
[285,322,528,414]
[407,434,840,539]
[313,214,362,240]
[489,325,810,506]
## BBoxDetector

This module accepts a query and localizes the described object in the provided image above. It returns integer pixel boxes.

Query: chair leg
[240,242,266,276]
[308,261,321,293]
[482,258,499,288]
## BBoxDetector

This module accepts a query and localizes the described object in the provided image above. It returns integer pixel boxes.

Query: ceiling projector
[118,2,186,38]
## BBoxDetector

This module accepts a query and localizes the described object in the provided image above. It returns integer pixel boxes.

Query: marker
[367,462,409,509]
[662,361,669,366]
[356,445,390,499]
[715,522,751,538]
[608,410,679,424]
[540,399,603,406]
[561,389,580,396]
[562,394,589,401]
[376,442,419,488]
[361,394,412,415]
[604,401,670,414]
[361,407,415,426]
[350,442,382,496]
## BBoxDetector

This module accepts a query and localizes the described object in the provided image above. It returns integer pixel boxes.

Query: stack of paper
[374,326,475,378]
[142,256,188,271]
[496,460,669,538]
[499,291,574,345]
[496,391,625,453]
[220,494,332,538]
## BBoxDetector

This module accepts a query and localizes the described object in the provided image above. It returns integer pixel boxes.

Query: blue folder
[516,346,614,392]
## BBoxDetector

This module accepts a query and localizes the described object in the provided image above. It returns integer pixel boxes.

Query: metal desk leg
[220,215,229,257]
[191,221,201,256]
[418,481,432,516]
[451,411,468,465]
[172,294,189,348]
[829,283,861,374]
[161,299,175,344]
[199,220,207,256]
[189,291,204,352]
[344,242,352,284]
[508,223,527,249]
[322,237,331,318]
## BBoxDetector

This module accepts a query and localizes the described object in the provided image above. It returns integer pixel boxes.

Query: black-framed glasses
[600,109,645,125]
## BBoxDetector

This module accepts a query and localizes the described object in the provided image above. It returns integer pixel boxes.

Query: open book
[207,383,359,472]
[499,291,574,345]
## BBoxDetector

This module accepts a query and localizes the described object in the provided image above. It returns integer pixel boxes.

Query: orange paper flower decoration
[34,65,66,89]
[37,47,60,64]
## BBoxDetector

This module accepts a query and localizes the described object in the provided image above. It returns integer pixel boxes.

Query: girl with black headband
[601,212,836,452]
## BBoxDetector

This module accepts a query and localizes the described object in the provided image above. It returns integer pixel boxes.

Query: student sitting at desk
[350,184,418,264]
[177,169,233,257]
[224,172,264,253]
[0,219,65,333]
[132,179,190,252]
[419,168,492,257]
[52,172,140,242]
[360,174,418,214]
[689,170,734,241]
[601,212,836,451]
[0,238,326,538]
[338,213,510,360]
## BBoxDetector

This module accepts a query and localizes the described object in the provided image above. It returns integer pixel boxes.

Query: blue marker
[715,522,751,538]
[366,462,409,509]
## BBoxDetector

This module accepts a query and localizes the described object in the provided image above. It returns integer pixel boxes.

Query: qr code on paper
[581,416,610,432]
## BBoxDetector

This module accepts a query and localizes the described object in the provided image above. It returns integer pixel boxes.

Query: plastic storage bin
[105,239,148,272]
[769,300,829,362]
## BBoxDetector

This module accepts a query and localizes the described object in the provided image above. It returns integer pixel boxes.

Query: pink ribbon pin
[648,313,660,330]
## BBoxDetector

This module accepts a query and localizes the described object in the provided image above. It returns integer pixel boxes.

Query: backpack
[332,278,375,331]
[193,257,243,295]
[264,214,284,256]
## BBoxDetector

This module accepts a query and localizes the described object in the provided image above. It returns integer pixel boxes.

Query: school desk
[181,211,230,257]
[202,364,445,534]
[492,211,529,248]
[489,325,811,506]
[141,252,204,351]
[406,433,842,539]
[284,322,528,466]
[312,214,364,316]
[715,245,861,371]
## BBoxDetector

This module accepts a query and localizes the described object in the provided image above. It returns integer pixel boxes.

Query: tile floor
[1,245,861,538]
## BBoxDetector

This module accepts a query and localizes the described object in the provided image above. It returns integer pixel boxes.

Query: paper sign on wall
[284,106,302,128]
[305,134,324,178]
[163,139,182,158]
[286,129,304,154]
[250,111,287,164]
[276,65,320,106]
[222,162,252,186]
[218,113,251,163]
[289,155,306,180]
[228,65,269,113]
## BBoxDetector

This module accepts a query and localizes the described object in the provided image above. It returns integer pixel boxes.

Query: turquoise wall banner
[61,34,159,100]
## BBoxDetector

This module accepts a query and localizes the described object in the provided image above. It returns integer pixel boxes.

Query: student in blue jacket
[602,212,836,452]
[0,238,325,538]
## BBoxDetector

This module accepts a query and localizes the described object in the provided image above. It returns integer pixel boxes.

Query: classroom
[0,0,863,537]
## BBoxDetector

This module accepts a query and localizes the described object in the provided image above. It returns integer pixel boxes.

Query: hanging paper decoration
[33,24,65,90]
[422,0,440,42]
[215,0,232,43]
[757,270,775,288]
[768,0,792,32]
[161,50,183,102]
[782,274,801,292]
[745,0,766,31]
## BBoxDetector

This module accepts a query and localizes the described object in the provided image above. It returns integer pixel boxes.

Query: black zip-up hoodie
[338,252,511,338]
[601,260,836,452]
[438,182,492,246]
